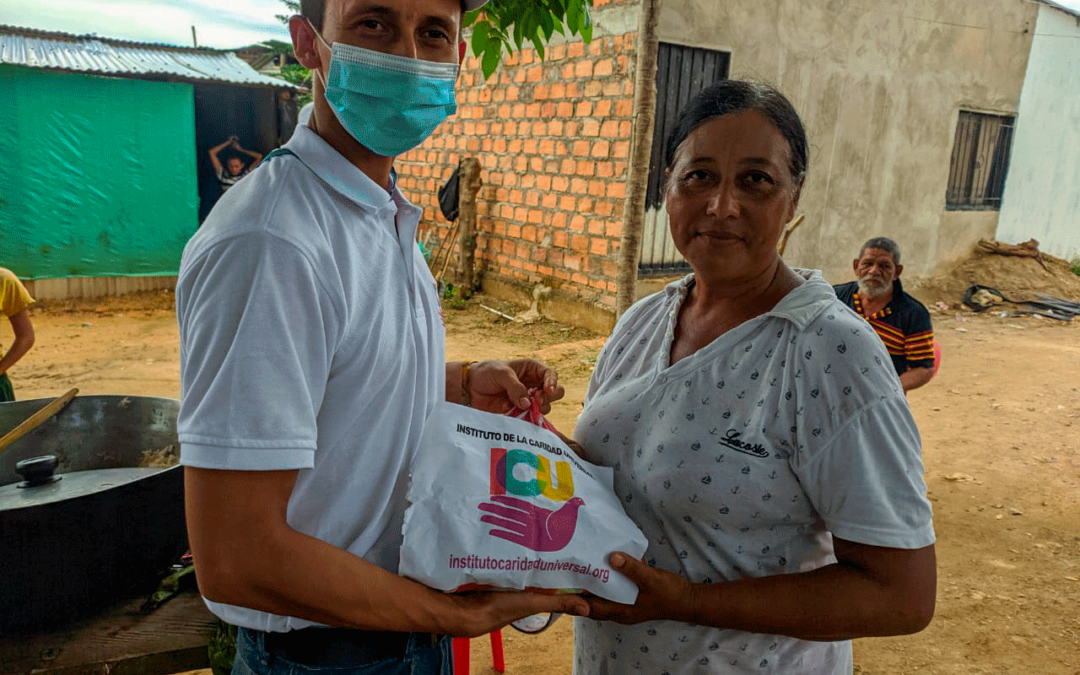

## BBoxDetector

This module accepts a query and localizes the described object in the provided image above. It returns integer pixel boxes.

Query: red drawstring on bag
[505,389,558,433]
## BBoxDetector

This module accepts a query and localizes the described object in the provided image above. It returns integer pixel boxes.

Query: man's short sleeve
[176,233,341,471]
[903,303,935,370]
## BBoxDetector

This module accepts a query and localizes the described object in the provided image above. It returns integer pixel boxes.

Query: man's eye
[423,28,451,41]
[357,19,384,31]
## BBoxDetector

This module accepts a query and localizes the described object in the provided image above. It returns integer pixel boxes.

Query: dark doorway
[192,83,297,222]
[639,43,730,277]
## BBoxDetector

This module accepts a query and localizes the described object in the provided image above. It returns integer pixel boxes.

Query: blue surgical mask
[312,29,458,157]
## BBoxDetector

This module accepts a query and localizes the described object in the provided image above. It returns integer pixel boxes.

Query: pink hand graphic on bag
[479,495,585,552]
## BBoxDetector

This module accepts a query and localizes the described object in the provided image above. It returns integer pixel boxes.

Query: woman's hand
[585,553,696,625]
[591,542,936,638]
[555,432,587,457]
[468,359,564,414]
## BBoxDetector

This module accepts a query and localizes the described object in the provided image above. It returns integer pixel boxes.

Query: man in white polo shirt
[175,0,589,672]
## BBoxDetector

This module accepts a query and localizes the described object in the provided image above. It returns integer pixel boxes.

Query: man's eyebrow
[421,14,457,35]
[343,4,398,23]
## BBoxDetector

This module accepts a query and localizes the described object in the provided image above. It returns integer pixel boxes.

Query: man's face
[854,247,902,298]
[319,0,461,64]
[226,157,245,176]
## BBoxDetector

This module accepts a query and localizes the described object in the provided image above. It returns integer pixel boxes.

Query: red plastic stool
[452,631,505,674]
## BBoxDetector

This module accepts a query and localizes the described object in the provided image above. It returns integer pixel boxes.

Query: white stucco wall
[654,0,1038,279]
[996,4,1080,263]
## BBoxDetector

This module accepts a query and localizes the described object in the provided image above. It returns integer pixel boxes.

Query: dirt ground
[9,266,1079,674]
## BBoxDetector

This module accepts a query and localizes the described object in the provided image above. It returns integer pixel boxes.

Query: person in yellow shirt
[1,267,35,402]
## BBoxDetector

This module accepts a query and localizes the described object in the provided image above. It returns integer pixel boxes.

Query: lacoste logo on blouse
[717,429,770,458]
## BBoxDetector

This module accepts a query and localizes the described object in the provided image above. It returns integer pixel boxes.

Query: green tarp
[0,65,199,279]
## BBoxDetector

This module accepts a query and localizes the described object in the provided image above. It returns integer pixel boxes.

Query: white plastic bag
[400,400,647,603]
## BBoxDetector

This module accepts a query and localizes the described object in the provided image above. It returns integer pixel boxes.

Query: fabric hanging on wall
[0,65,199,279]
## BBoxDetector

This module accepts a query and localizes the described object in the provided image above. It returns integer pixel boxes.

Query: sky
[3,0,1080,51]
[0,0,293,50]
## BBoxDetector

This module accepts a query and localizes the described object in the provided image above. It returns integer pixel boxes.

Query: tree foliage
[274,0,300,25]
[274,0,593,79]
[465,0,594,79]
[277,64,313,106]
[259,39,296,55]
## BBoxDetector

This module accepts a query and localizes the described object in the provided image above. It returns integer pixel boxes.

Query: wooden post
[776,214,805,257]
[615,0,661,318]
[457,157,482,295]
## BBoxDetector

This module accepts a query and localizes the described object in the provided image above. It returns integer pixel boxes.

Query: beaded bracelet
[460,360,477,407]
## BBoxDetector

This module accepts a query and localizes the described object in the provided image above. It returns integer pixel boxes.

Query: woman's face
[665,110,801,283]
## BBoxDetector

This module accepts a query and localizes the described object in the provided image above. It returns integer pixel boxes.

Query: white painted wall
[655,0,1038,279]
[997,4,1080,263]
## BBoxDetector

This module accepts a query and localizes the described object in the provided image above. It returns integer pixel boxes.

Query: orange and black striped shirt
[833,280,935,375]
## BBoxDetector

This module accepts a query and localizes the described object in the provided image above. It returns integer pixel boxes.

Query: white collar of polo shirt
[666,270,835,331]
[284,125,405,215]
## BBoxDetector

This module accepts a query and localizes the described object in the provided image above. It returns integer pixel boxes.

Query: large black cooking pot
[0,395,187,634]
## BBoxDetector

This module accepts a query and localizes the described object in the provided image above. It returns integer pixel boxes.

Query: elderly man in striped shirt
[833,237,937,393]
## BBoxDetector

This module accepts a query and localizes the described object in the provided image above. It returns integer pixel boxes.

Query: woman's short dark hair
[664,80,808,184]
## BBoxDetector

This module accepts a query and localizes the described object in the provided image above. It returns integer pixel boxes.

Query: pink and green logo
[488,447,575,501]
[481,447,584,552]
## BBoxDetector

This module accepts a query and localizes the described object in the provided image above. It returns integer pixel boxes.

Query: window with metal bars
[945,111,1015,210]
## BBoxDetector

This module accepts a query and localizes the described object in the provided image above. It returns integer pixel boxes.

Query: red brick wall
[396,24,638,311]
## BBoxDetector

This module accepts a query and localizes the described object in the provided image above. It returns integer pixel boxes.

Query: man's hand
[467,359,564,414]
[584,553,695,625]
[444,590,588,638]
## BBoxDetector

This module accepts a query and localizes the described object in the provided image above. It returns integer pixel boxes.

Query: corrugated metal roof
[0,24,300,90]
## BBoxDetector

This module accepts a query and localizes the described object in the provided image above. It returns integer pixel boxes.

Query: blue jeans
[232,627,453,675]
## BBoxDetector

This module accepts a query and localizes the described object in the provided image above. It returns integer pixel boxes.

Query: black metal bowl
[0,396,187,635]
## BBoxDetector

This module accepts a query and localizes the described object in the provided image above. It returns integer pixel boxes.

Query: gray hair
[859,237,901,265]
